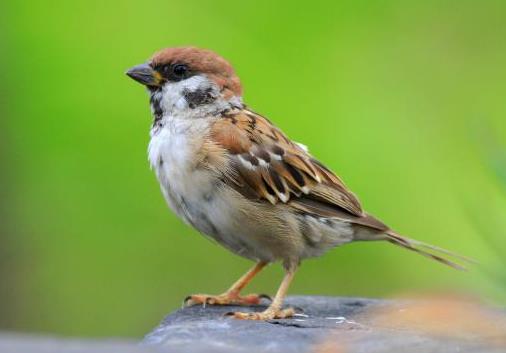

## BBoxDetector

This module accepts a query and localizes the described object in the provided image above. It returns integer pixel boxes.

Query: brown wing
[208,109,473,268]
[209,108,365,218]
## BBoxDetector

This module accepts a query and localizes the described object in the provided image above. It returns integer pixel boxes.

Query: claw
[292,305,304,313]
[183,295,210,307]
[183,295,193,307]
[258,293,272,302]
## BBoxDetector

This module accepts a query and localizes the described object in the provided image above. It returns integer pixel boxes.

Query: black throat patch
[149,91,163,124]
[183,87,217,109]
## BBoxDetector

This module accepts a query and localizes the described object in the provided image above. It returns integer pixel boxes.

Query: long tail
[385,231,475,271]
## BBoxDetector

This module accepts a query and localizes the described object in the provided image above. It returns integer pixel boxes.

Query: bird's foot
[183,292,271,307]
[226,307,295,320]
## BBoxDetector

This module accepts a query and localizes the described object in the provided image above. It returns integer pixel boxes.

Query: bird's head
[126,47,243,119]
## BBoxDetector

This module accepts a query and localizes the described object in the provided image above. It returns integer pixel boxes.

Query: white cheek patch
[182,75,211,92]
[160,75,213,113]
[160,83,188,112]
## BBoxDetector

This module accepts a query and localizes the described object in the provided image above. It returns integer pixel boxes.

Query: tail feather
[385,231,473,271]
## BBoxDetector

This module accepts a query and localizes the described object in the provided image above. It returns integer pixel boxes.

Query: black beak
[126,63,162,87]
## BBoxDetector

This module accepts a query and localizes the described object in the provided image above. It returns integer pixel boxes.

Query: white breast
[148,118,216,212]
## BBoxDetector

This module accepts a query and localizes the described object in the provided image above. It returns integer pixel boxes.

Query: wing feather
[209,108,363,216]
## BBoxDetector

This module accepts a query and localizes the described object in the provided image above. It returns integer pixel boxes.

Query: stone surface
[143,296,505,353]
[1,296,503,353]
[0,332,156,353]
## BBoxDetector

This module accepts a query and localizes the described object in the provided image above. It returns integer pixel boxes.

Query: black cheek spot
[183,87,216,108]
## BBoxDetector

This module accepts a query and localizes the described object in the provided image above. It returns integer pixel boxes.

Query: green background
[2,0,505,338]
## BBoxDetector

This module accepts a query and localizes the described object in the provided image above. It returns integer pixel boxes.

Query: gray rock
[143,296,505,353]
[1,296,502,353]
[0,332,156,353]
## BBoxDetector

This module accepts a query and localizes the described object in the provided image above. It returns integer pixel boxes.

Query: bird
[126,46,470,320]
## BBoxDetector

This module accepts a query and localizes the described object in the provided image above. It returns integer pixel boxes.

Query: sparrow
[126,47,470,320]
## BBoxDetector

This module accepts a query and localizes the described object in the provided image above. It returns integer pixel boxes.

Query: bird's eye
[155,63,190,82]
[172,64,188,79]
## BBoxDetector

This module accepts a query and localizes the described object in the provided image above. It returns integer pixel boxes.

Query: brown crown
[151,47,242,98]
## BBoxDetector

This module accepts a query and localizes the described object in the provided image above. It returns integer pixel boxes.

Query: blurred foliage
[1,0,505,338]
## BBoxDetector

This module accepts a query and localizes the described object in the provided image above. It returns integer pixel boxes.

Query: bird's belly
[155,156,356,262]
[159,174,282,262]
[157,167,357,262]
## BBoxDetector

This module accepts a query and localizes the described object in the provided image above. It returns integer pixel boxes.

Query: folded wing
[209,109,370,220]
